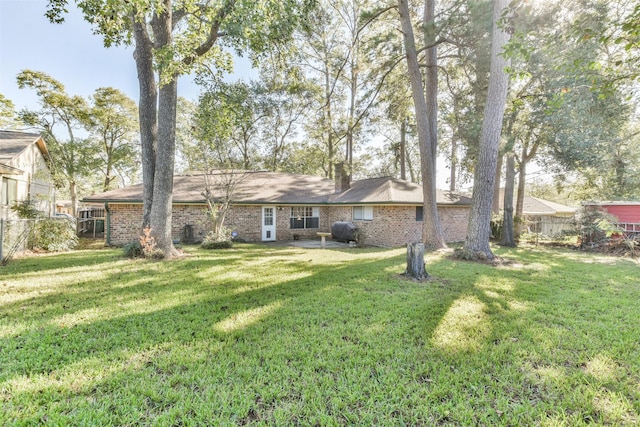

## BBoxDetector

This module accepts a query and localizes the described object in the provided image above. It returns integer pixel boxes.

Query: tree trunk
[405,242,429,280]
[70,181,77,217]
[148,2,179,257]
[132,15,157,229]
[515,156,527,236]
[450,134,457,192]
[463,0,511,259]
[400,120,406,180]
[492,153,503,214]
[501,152,516,246]
[398,0,446,249]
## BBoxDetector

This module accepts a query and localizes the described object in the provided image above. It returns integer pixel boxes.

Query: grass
[0,243,639,426]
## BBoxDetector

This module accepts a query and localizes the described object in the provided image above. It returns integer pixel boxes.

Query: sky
[0,0,253,112]
[0,0,489,190]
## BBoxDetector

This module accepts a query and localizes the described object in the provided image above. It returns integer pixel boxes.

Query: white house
[0,130,55,219]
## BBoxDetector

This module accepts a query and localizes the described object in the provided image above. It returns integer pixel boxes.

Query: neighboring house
[0,130,55,219]
[84,170,472,247]
[498,192,577,236]
[584,201,640,237]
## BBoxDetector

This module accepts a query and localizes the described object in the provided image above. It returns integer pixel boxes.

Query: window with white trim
[2,178,17,206]
[290,206,320,229]
[352,206,373,221]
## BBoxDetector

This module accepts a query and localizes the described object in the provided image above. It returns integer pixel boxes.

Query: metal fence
[0,218,36,264]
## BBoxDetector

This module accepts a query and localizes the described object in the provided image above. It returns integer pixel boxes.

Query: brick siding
[329,205,468,247]
[107,203,469,247]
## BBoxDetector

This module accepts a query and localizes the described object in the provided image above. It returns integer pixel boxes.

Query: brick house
[83,170,471,247]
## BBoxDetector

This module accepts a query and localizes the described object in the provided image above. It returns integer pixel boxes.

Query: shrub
[139,227,165,259]
[572,206,619,247]
[201,240,233,249]
[11,200,43,219]
[122,241,143,258]
[30,219,78,252]
[353,228,366,247]
[122,227,165,259]
[201,227,233,250]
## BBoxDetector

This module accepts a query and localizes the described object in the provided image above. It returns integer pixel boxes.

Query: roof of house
[0,130,50,174]
[583,201,640,207]
[84,171,472,206]
[498,190,576,216]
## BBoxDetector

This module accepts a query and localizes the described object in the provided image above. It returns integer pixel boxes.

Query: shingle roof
[84,171,472,206]
[0,131,49,173]
[330,176,471,205]
[497,190,576,215]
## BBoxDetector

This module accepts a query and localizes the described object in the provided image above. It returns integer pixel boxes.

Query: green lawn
[1,243,638,426]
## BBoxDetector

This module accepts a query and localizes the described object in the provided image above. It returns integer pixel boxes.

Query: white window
[290,206,320,229]
[2,178,17,206]
[352,206,373,221]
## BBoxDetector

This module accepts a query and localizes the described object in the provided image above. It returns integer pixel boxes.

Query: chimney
[334,162,351,193]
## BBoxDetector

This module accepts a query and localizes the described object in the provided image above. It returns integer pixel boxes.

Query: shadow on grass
[1,244,638,425]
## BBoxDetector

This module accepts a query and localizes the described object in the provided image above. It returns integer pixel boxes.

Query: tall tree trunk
[325,68,335,180]
[346,37,358,182]
[132,15,157,229]
[400,120,407,180]
[148,1,179,257]
[70,181,77,217]
[150,76,178,256]
[515,155,527,236]
[492,153,502,214]
[424,0,438,176]
[450,134,457,192]
[501,152,516,246]
[463,0,511,259]
[398,0,445,249]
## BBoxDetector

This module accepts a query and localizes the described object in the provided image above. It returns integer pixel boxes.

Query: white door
[262,206,276,241]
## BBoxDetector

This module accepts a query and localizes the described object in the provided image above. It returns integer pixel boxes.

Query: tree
[16,70,100,216]
[296,0,379,180]
[462,0,511,259]
[397,0,445,249]
[47,0,313,258]
[194,81,264,170]
[0,94,21,130]
[88,87,139,191]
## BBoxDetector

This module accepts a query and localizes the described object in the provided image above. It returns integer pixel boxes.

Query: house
[519,196,577,236]
[0,130,55,219]
[584,201,640,237]
[83,170,472,247]
[497,191,576,236]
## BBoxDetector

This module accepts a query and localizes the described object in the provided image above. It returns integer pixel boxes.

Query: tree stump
[406,242,429,280]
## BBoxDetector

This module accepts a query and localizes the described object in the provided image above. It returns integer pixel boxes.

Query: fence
[525,216,574,237]
[0,218,36,264]
[0,217,78,264]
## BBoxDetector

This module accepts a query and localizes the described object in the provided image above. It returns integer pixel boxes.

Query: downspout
[105,202,111,245]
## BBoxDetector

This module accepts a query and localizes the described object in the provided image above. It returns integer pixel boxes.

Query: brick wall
[328,205,469,247]
[437,206,469,242]
[107,203,469,247]
[108,204,144,245]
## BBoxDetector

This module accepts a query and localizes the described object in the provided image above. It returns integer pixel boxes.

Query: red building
[585,202,640,236]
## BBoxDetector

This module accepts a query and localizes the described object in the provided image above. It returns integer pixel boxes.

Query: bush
[572,206,619,247]
[122,241,143,258]
[30,219,78,252]
[122,227,165,259]
[11,200,43,219]
[201,228,233,250]
[201,240,233,249]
